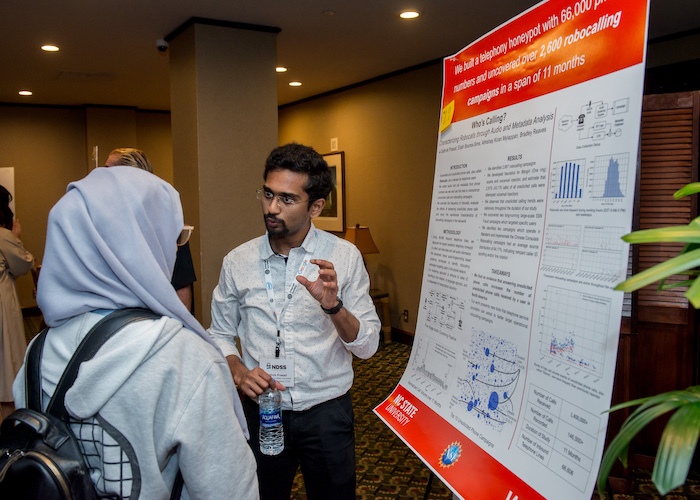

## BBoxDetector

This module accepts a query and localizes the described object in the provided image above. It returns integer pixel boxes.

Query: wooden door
[608,91,700,462]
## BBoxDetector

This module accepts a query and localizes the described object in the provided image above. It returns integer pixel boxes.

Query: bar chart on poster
[374,0,650,499]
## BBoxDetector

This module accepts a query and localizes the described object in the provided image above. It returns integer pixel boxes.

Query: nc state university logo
[439,442,462,468]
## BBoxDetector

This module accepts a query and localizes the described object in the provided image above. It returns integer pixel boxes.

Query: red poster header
[375,385,545,500]
[441,0,647,125]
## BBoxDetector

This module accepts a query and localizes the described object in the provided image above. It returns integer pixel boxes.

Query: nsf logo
[439,442,462,468]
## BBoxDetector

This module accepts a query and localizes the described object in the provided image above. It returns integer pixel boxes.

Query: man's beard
[264,213,288,237]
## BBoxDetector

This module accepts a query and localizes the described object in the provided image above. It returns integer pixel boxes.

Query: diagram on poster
[453,327,521,432]
[574,99,629,142]
[423,289,466,332]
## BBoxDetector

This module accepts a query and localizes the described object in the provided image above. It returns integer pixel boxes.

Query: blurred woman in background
[0,185,34,422]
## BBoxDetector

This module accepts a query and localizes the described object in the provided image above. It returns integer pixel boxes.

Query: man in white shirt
[208,143,380,499]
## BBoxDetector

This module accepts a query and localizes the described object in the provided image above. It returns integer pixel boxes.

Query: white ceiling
[2,0,699,111]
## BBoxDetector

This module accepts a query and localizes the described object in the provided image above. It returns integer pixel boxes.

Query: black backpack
[0,308,182,499]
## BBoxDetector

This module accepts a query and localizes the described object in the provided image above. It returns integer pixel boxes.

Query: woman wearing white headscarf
[13,167,258,499]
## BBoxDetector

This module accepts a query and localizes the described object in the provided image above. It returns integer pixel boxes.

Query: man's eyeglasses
[177,225,194,247]
[256,189,307,208]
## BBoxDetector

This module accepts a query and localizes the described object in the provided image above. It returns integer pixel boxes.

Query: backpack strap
[171,470,184,500]
[25,326,50,411]
[29,307,186,498]
[45,308,161,420]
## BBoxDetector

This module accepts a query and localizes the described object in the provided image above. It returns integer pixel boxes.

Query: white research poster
[374,0,650,499]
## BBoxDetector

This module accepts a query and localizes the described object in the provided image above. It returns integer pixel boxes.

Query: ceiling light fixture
[276,67,288,73]
[289,81,302,87]
[400,11,420,19]
[41,45,59,52]
[19,90,33,96]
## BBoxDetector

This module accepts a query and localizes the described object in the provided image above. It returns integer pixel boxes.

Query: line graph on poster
[410,335,456,396]
[538,286,611,379]
[540,224,581,274]
[540,224,626,282]
[577,225,626,282]
[450,327,523,432]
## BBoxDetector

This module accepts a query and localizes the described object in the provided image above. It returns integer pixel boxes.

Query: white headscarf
[37,166,216,349]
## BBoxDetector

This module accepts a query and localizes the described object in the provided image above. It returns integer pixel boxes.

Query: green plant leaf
[602,181,700,497]
[598,399,684,494]
[614,248,700,292]
[659,279,695,290]
[675,183,700,199]
[599,388,700,495]
[680,244,700,256]
[621,226,700,244]
[652,403,700,495]
[686,273,700,308]
[606,388,700,415]
[606,396,654,413]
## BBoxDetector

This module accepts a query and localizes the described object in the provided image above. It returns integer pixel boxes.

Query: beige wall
[0,106,87,307]
[135,111,173,183]
[85,106,173,182]
[279,62,443,334]
[85,107,137,171]
[0,105,173,308]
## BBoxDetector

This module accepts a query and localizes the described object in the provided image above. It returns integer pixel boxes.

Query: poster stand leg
[423,472,435,500]
[605,477,615,500]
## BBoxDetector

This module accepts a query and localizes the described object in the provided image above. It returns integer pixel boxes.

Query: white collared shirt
[208,224,381,411]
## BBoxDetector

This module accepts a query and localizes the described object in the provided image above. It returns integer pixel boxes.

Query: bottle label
[260,410,282,427]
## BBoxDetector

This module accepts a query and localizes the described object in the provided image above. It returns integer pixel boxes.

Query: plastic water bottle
[259,387,284,456]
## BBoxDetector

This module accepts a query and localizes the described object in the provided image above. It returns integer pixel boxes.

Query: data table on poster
[518,384,600,492]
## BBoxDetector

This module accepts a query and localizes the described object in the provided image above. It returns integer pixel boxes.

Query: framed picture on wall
[314,152,345,232]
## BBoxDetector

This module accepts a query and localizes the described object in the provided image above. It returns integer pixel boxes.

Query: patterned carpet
[22,311,700,499]
[593,468,700,500]
[22,308,44,345]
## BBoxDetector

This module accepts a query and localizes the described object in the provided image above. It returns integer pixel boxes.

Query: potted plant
[597,182,700,496]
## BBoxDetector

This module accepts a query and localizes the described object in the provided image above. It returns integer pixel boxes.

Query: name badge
[260,357,295,387]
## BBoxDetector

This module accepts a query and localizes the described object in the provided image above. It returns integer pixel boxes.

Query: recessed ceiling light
[322,10,335,16]
[289,81,302,87]
[276,66,288,73]
[41,45,60,52]
[400,11,420,19]
[19,90,33,96]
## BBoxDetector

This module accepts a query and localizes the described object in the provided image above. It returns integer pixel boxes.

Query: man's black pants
[243,392,356,500]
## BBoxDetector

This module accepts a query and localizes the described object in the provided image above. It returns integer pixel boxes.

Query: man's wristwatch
[321,299,343,315]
